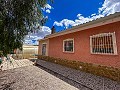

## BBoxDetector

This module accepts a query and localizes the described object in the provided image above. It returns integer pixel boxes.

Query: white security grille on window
[63,39,74,52]
[90,32,117,55]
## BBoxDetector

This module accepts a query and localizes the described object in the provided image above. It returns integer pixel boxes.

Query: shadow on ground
[36,64,92,90]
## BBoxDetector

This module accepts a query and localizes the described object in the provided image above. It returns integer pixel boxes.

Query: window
[63,39,74,52]
[90,32,117,55]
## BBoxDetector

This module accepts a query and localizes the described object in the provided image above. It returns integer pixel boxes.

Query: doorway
[42,44,47,55]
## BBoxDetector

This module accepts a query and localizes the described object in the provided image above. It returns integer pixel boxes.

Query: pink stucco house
[38,12,120,68]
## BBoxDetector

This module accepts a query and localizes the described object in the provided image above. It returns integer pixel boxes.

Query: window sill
[63,51,74,53]
[91,53,118,55]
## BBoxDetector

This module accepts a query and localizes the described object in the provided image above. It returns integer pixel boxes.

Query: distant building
[14,45,38,59]
[38,12,120,68]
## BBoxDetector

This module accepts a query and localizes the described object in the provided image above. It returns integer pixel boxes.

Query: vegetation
[0,0,53,55]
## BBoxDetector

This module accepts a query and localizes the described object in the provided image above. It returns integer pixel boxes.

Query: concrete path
[36,59,120,90]
[1,58,34,70]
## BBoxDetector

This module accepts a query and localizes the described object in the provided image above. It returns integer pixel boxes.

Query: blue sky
[24,0,120,45]
[45,0,104,31]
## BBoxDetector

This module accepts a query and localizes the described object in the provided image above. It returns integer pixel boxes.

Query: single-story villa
[38,12,120,68]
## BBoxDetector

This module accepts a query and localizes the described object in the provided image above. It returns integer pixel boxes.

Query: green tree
[0,0,53,55]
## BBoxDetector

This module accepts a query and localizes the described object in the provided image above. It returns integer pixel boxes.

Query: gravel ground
[1,58,34,71]
[0,65,87,90]
[0,59,120,90]
[36,59,120,90]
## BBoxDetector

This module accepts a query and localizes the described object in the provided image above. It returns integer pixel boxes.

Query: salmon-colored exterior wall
[48,21,120,68]
[38,40,49,56]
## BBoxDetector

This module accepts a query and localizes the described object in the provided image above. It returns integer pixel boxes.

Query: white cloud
[91,13,96,16]
[54,19,76,29]
[99,0,120,16]
[53,13,103,28]
[53,15,96,28]
[45,4,52,9]
[61,19,75,28]
[77,14,82,18]
[54,0,120,28]
[54,21,63,27]
[42,4,53,13]
[91,14,104,20]
[46,9,51,13]
[24,26,51,45]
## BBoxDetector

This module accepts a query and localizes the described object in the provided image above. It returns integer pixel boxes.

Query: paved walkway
[1,58,34,70]
[36,59,120,90]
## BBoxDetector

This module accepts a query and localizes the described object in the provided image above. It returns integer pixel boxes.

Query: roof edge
[39,12,120,41]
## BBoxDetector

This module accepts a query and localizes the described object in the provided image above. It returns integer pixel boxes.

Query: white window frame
[63,38,74,53]
[90,32,118,55]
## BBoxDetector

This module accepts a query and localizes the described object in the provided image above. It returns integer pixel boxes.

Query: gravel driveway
[0,65,84,90]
